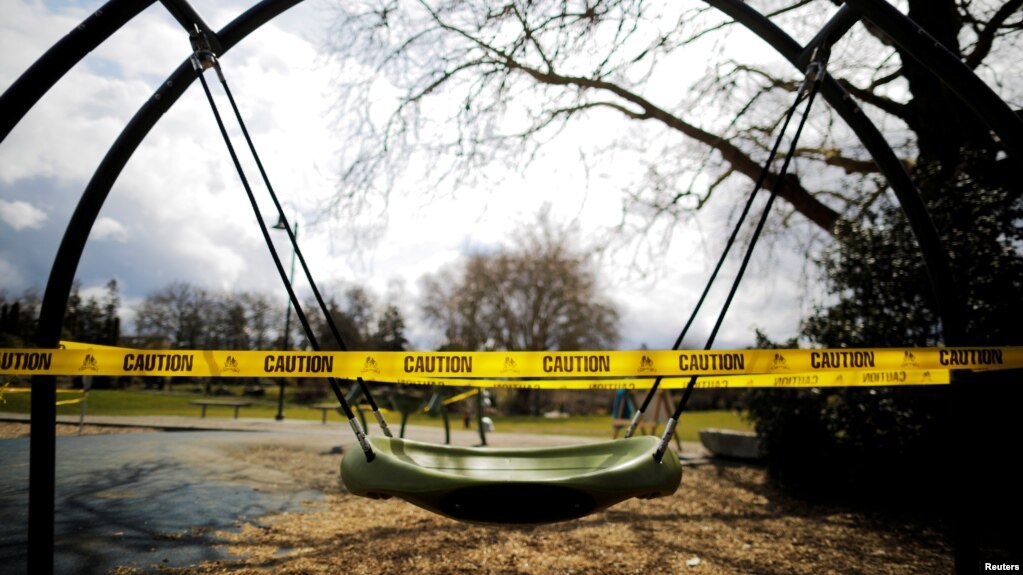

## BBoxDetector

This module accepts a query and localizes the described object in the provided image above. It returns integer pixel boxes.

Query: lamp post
[272,213,297,421]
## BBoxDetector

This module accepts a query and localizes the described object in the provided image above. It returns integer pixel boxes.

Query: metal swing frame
[4,0,1021,571]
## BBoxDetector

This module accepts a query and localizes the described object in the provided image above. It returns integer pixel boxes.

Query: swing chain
[188,21,394,444]
[373,410,393,438]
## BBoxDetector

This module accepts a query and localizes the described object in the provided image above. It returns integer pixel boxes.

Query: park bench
[698,428,764,461]
[310,402,341,424]
[190,399,252,419]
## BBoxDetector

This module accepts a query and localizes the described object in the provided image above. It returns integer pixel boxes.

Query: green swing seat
[340,435,682,524]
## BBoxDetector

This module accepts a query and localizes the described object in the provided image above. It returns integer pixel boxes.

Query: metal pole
[476,388,487,446]
[274,218,297,421]
[77,376,92,435]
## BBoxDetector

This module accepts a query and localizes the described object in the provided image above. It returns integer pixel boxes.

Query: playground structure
[3,0,1023,573]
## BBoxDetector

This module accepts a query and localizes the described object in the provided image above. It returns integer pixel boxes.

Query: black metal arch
[4,0,1021,573]
[707,0,1023,347]
[0,1,304,573]
[708,0,968,343]
[0,0,156,143]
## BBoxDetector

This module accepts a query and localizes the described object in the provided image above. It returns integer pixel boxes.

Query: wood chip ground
[1,424,949,573]
[119,443,952,574]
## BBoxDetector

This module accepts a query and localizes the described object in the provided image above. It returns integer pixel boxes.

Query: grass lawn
[460,411,753,442]
[0,386,312,420]
[0,385,752,442]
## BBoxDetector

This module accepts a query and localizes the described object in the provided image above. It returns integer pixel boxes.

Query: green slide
[340,435,682,524]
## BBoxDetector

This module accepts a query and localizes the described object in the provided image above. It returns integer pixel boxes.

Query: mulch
[110,442,952,574]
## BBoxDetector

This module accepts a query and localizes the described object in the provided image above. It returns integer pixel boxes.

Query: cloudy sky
[0,0,818,350]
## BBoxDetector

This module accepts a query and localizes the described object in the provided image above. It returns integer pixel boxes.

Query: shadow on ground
[0,431,325,575]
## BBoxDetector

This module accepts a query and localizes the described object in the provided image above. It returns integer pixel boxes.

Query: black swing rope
[623,75,810,439]
[197,35,393,442]
[189,18,824,464]
[188,29,389,460]
[625,52,826,439]
[650,50,828,463]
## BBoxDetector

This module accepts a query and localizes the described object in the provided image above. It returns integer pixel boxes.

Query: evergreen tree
[747,151,1023,520]
[373,305,409,351]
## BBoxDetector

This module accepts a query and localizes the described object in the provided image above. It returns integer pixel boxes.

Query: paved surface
[2,411,689,447]
[0,430,327,575]
[0,413,705,574]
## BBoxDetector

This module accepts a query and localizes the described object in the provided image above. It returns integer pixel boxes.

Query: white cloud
[0,54,161,185]
[0,0,87,83]
[92,217,128,242]
[0,199,47,230]
[0,256,23,287]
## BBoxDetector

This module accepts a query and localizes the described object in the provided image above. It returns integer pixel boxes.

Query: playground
[0,419,950,574]
[3,0,1021,572]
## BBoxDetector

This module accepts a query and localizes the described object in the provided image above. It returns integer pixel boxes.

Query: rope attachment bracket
[188,25,222,81]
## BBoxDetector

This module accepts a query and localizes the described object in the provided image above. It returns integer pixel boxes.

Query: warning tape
[387,369,951,389]
[58,341,129,351]
[0,385,86,405]
[0,369,951,391]
[0,387,86,394]
[440,388,480,405]
[1,346,1017,381]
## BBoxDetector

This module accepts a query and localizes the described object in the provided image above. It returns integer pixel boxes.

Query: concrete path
[0,413,705,574]
[1,430,335,575]
[0,411,663,447]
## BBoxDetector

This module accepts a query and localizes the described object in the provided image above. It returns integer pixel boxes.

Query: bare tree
[303,285,411,351]
[420,212,619,412]
[134,283,212,349]
[421,213,619,352]
[326,0,1021,245]
[134,284,283,351]
[239,291,278,350]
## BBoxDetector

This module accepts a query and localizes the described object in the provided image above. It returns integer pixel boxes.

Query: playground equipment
[6,0,1023,572]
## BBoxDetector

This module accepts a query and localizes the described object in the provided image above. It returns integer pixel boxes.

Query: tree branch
[488,59,840,230]
[795,147,882,175]
[964,0,1023,69]
[869,67,903,90]
[837,78,909,121]
[360,1,851,234]
[765,0,818,19]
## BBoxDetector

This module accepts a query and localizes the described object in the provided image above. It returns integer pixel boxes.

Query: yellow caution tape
[0,387,86,394]
[2,346,1016,381]
[58,340,132,351]
[0,370,951,390]
[440,388,480,405]
[0,384,86,405]
[0,346,1012,378]
[420,388,480,412]
[385,369,950,389]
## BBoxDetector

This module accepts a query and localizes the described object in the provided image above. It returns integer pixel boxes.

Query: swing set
[176,24,827,524]
[5,0,1023,572]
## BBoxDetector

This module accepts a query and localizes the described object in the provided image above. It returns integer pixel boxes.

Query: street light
[272,213,298,421]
